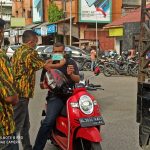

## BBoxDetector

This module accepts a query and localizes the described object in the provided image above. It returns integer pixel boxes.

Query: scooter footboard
[75,127,102,142]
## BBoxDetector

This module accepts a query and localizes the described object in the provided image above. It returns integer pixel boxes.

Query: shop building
[103,4,150,54]
[11,0,122,49]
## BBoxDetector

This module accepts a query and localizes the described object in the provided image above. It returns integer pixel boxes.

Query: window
[23,9,25,17]
[16,10,18,17]
[27,10,32,18]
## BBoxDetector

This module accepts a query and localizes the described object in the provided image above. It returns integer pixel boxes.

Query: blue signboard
[47,24,56,34]
[34,28,41,35]
[34,24,56,35]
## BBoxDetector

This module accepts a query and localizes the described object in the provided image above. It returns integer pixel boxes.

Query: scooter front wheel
[91,142,102,150]
[74,138,102,150]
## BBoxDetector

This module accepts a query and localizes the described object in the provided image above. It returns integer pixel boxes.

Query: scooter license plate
[79,116,105,127]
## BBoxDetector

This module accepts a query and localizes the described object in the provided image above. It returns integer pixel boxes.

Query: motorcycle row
[78,51,139,77]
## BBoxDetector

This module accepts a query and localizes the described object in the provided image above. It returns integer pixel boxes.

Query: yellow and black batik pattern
[0,51,16,136]
[12,44,45,98]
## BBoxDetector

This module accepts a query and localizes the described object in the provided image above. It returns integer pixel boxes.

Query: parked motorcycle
[79,68,104,91]
[79,58,91,71]
[42,68,105,150]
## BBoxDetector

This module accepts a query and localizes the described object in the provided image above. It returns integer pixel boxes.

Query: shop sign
[11,18,25,27]
[34,24,56,36]
[47,24,56,34]
[109,28,123,37]
[10,30,15,37]
[19,30,25,35]
[41,26,47,36]
[79,0,112,23]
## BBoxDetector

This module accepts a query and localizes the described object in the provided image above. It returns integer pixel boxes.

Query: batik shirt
[12,44,45,98]
[0,51,16,136]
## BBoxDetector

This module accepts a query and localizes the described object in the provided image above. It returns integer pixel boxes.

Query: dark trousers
[13,98,32,150]
[33,96,64,150]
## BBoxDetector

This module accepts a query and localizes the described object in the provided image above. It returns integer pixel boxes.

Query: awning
[34,22,50,29]
[33,17,75,36]
[34,17,75,29]
[33,23,57,36]
[73,41,90,44]
[57,23,79,39]
[24,24,40,29]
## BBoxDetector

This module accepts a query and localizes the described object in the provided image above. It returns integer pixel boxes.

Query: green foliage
[48,3,63,23]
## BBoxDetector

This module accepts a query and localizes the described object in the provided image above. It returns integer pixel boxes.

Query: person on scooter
[33,42,80,150]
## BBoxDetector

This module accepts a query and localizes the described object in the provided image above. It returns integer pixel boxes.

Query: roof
[105,3,150,28]
[34,17,75,29]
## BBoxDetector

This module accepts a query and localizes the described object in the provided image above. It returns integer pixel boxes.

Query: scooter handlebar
[88,84,101,88]
[86,86,104,91]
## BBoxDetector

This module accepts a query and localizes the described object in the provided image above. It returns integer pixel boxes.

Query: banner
[79,0,112,23]
[33,0,43,23]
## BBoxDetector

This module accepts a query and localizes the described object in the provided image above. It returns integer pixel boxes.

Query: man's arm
[29,50,46,71]
[39,59,67,89]
[45,59,66,69]
[39,68,48,89]
[69,73,80,83]
[0,53,18,104]
[67,59,80,83]
[29,51,66,71]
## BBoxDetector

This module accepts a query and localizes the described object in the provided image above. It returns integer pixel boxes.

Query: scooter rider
[33,42,80,150]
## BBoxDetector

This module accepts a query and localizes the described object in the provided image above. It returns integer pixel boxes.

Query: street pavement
[20,71,144,150]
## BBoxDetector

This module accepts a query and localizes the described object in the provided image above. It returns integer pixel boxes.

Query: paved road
[20,71,143,150]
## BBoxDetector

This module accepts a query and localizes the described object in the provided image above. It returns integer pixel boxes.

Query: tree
[48,3,63,23]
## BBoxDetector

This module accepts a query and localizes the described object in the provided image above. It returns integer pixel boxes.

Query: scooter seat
[60,105,67,117]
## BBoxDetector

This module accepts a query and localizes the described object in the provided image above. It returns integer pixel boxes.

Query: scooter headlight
[79,95,94,115]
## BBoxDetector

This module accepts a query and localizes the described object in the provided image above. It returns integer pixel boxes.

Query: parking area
[20,71,142,150]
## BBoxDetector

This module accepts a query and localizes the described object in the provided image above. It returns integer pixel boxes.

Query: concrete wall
[122,0,141,6]
[123,22,141,51]
[84,30,115,51]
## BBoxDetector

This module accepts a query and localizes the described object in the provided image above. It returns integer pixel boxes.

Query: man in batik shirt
[0,18,19,150]
[12,30,51,150]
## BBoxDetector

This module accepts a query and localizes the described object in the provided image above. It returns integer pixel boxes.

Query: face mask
[51,53,64,61]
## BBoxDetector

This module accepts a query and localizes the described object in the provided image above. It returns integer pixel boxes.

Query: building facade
[0,0,12,28]
[12,0,32,25]
[11,0,123,50]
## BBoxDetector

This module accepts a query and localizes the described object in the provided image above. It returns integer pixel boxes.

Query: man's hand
[59,58,66,67]
[67,65,74,75]
[44,59,52,70]
[44,58,66,71]
[5,94,19,106]
[40,82,49,89]
[46,59,52,64]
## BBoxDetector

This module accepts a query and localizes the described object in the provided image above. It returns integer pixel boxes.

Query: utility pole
[63,0,67,45]
[96,12,98,58]
[0,1,3,18]
[69,0,72,46]
[138,0,147,82]
[136,0,150,149]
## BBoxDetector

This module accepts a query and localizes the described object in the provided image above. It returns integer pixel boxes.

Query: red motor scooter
[43,67,105,150]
